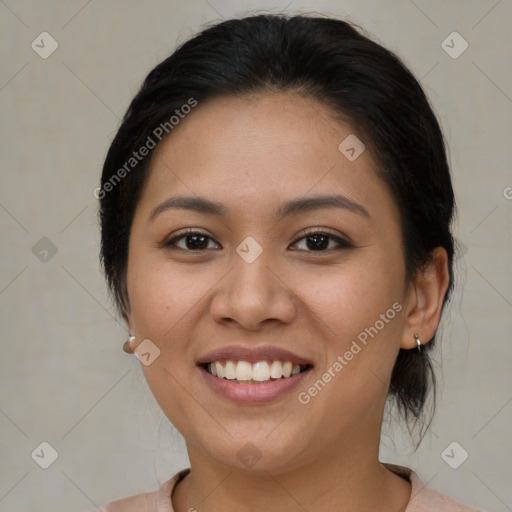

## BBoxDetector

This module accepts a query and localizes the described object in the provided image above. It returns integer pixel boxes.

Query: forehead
[137,92,397,223]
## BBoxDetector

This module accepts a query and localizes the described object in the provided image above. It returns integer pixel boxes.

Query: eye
[290,230,353,252]
[161,229,353,253]
[162,229,221,251]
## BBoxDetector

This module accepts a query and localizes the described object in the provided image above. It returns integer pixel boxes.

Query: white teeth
[215,361,224,378]
[236,361,253,380]
[253,361,270,381]
[206,359,307,382]
[270,360,283,378]
[224,360,237,379]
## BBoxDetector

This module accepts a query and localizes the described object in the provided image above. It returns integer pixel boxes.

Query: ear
[119,278,133,331]
[400,247,450,349]
[122,302,134,333]
[123,309,132,332]
[121,303,136,354]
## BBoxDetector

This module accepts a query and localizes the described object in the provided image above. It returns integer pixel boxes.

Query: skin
[123,92,450,512]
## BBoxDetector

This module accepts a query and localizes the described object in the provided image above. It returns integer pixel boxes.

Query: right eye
[162,229,221,251]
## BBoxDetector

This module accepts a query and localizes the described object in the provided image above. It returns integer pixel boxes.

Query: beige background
[1,1,511,511]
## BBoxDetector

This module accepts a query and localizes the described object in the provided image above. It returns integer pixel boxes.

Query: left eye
[291,231,352,252]
[162,230,352,252]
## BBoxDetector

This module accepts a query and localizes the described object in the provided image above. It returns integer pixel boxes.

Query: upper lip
[196,345,314,366]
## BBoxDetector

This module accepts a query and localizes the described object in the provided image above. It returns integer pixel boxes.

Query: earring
[414,333,421,353]
[123,333,136,354]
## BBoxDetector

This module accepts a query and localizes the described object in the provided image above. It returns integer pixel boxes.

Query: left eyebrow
[148,193,370,222]
[277,194,370,219]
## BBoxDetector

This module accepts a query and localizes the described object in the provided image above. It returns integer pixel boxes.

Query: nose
[209,247,297,331]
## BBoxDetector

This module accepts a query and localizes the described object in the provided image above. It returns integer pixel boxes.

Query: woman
[92,13,483,511]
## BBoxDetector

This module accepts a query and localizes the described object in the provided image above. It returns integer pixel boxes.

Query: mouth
[196,346,314,403]
[200,360,313,384]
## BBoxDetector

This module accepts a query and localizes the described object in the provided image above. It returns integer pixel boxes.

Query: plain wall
[0,1,510,511]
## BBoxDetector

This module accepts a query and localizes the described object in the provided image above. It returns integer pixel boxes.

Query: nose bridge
[231,238,276,303]
[210,236,296,328]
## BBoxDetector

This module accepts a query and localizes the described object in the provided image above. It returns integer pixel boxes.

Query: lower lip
[199,366,312,403]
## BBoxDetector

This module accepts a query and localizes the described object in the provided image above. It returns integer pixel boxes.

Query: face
[125,92,411,474]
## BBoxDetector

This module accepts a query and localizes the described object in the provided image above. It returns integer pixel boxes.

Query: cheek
[126,259,208,427]
[296,253,405,399]
[127,258,208,336]
[298,256,404,338]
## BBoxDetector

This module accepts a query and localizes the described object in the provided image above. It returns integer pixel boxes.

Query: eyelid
[290,228,354,250]
[161,227,354,252]
[160,228,219,250]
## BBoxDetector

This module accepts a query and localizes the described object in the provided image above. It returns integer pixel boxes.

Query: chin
[192,428,313,475]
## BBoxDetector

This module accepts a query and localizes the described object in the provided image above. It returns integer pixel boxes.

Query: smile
[204,360,311,384]
[197,345,314,403]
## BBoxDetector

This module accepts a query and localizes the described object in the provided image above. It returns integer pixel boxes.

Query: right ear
[121,304,132,332]
[121,298,135,354]
[118,277,132,330]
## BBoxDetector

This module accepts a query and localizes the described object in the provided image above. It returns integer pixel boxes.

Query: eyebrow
[149,194,370,221]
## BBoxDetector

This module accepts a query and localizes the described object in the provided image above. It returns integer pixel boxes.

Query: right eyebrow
[149,196,228,221]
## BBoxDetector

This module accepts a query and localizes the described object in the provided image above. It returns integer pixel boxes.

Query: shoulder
[87,489,158,512]
[408,473,484,512]
[384,463,485,512]
[86,469,189,512]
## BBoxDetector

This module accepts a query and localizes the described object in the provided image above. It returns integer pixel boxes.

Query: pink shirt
[92,464,484,511]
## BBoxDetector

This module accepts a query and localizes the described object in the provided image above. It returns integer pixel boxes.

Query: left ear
[400,247,451,349]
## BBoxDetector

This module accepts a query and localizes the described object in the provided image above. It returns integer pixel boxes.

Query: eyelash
[161,228,353,253]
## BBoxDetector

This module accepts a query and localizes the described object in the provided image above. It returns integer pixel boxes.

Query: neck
[171,435,411,512]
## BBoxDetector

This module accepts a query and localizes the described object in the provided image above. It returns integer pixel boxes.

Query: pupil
[187,235,208,250]
[184,234,329,251]
[307,234,328,250]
